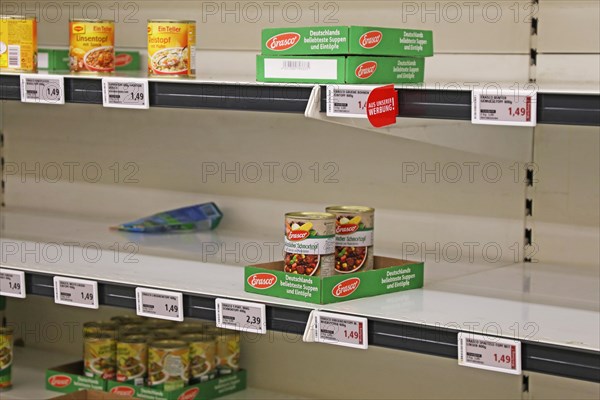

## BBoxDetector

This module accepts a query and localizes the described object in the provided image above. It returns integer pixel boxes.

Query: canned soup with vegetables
[69,19,115,73]
[147,20,196,77]
[326,206,374,273]
[0,16,37,72]
[284,212,335,277]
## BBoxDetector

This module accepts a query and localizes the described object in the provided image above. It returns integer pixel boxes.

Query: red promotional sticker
[366,85,398,127]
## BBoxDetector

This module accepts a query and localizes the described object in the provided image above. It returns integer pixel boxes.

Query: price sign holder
[135,287,184,321]
[20,74,65,104]
[314,311,368,349]
[472,88,537,127]
[215,298,267,334]
[102,77,149,109]
[326,85,377,118]
[53,276,99,309]
[0,268,26,298]
[458,332,522,375]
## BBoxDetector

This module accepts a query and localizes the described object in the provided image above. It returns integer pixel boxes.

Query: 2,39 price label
[0,268,26,298]
[102,77,149,109]
[458,332,522,375]
[472,88,537,127]
[315,311,368,349]
[135,287,184,321]
[215,298,266,334]
[20,74,65,104]
[326,85,377,118]
[53,276,98,309]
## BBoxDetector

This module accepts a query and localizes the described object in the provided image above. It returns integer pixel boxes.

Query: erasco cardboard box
[245,256,424,304]
[53,389,135,400]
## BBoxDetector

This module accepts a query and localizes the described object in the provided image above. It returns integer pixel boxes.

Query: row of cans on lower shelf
[0,326,13,391]
[84,315,240,392]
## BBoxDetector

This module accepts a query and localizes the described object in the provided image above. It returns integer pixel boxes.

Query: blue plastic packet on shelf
[111,202,223,233]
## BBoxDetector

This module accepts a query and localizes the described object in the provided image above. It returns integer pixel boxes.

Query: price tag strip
[472,88,537,127]
[53,276,98,309]
[314,311,368,349]
[215,298,267,334]
[20,74,65,104]
[326,84,377,118]
[136,287,184,321]
[0,268,26,298]
[458,332,522,375]
[102,77,149,109]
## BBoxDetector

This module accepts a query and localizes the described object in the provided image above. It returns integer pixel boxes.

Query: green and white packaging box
[261,26,433,57]
[46,362,107,393]
[257,55,425,84]
[245,256,424,304]
[38,49,141,71]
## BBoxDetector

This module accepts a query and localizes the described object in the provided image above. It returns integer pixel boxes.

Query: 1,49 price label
[20,74,65,104]
[215,298,266,334]
[472,88,537,127]
[458,332,522,375]
[53,276,98,309]
[0,268,26,298]
[315,311,368,349]
[135,287,184,321]
[102,77,149,109]
[326,85,377,118]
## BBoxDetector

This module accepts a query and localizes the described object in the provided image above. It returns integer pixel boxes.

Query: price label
[326,85,377,118]
[215,298,266,334]
[0,268,26,298]
[102,77,149,109]
[458,332,522,375]
[53,276,98,309]
[135,287,183,321]
[314,311,368,349]
[20,74,65,104]
[472,88,537,127]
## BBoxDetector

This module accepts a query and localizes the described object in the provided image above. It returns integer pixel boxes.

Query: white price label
[135,287,183,321]
[215,298,266,334]
[102,77,149,109]
[0,268,26,298]
[458,332,522,375]
[472,88,537,126]
[326,85,377,118]
[53,276,98,309]
[314,311,368,349]
[20,74,65,104]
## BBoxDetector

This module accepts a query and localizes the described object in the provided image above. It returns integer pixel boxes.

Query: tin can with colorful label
[326,206,375,273]
[0,327,14,391]
[83,321,118,338]
[181,333,217,383]
[147,20,196,78]
[69,19,115,73]
[150,329,180,341]
[0,15,37,72]
[284,212,336,277]
[117,334,148,385]
[84,332,116,379]
[176,322,205,335]
[118,324,149,339]
[215,329,240,375]
[148,340,189,391]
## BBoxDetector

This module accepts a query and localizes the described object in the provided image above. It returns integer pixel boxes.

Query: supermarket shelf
[1,210,599,382]
[1,73,599,125]
[3,347,304,400]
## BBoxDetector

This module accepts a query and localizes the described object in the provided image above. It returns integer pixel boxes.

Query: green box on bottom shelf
[106,370,247,400]
[38,49,141,71]
[245,256,424,304]
[46,362,106,393]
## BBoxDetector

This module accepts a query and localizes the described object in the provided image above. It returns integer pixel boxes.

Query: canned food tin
[176,322,205,335]
[147,20,196,78]
[69,19,115,73]
[83,321,118,338]
[0,16,37,72]
[117,335,148,385]
[215,329,240,375]
[84,333,116,379]
[150,329,180,341]
[326,206,375,273]
[148,340,189,391]
[284,212,336,277]
[0,327,14,391]
[118,324,149,339]
[181,333,217,383]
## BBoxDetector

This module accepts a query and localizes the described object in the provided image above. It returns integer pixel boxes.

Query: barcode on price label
[53,276,98,309]
[472,88,537,127]
[136,287,183,321]
[458,332,522,375]
[102,77,149,109]
[326,85,377,118]
[314,311,368,349]
[0,268,26,298]
[215,298,266,334]
[20,74,65,104]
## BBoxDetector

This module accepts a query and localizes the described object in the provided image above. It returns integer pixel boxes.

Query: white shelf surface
[2,347,303,400]
[1,209,598,353]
